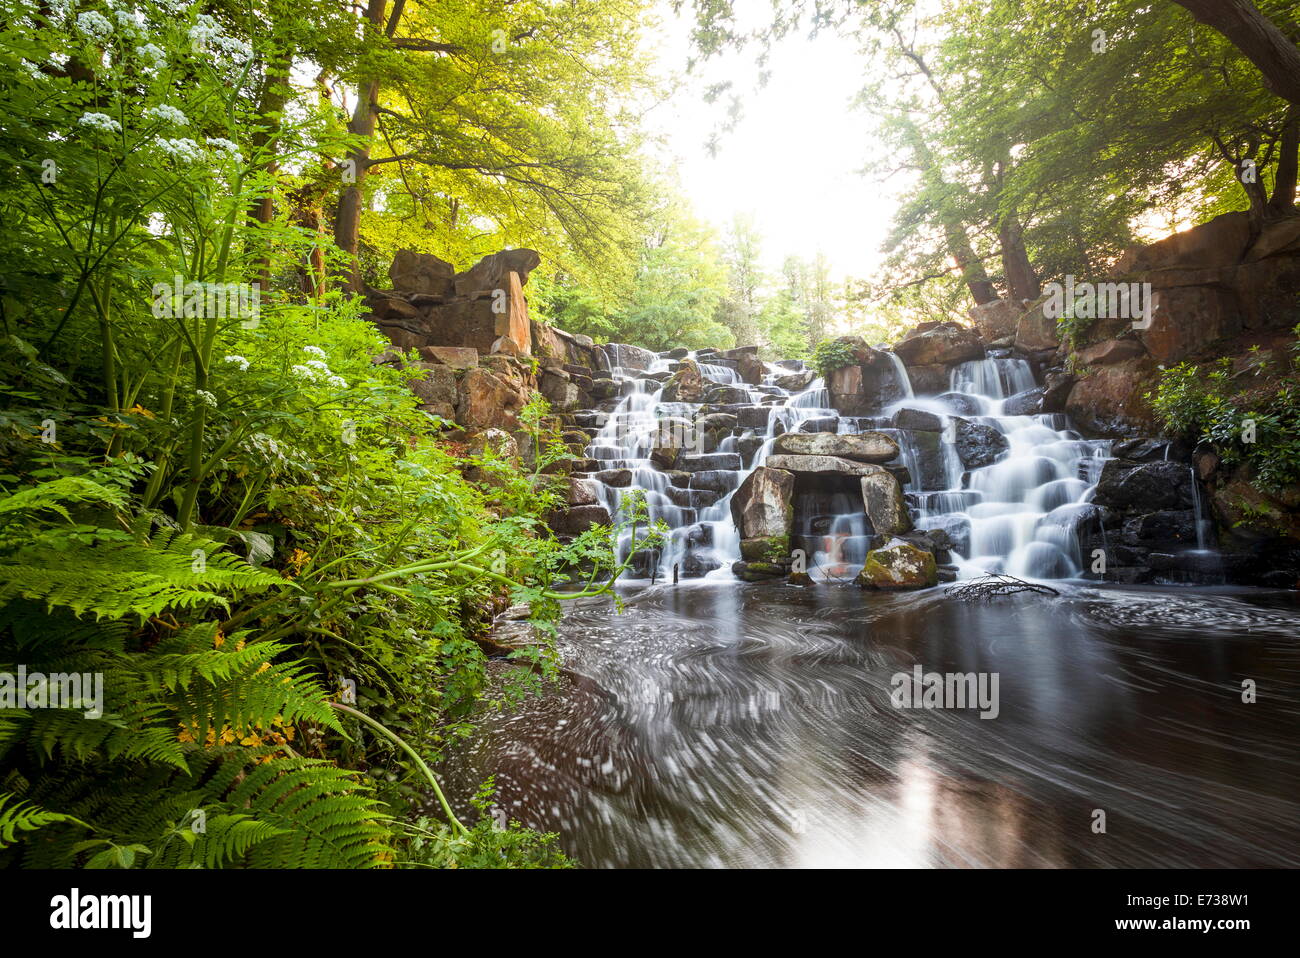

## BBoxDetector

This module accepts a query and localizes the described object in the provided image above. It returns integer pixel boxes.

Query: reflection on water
[442,582,1300,868]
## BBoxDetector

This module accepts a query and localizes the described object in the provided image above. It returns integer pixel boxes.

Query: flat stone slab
[765,454,887,477]
[773,430,898,463]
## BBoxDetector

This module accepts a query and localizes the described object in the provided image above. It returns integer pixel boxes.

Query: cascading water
[900,356,1112,578]
[582,351,841,580]
[578,343,1113,582]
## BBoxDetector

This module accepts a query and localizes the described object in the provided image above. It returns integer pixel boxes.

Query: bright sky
[642,2,904,281]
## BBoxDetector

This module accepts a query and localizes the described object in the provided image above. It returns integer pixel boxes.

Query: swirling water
[445,581,1300,868]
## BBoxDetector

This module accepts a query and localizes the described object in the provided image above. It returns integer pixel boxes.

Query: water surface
[445,581,1300,868]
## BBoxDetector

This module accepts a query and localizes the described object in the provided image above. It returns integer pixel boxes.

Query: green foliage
[811,339,858,381]
[1147,339,1300,491]
[396,778,573,868]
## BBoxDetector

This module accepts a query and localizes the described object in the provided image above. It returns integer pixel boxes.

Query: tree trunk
[248,42,296,291]
[1172,0,1300,106]
[1267,107,1299,216]
[944,221,998,305]
[333,0,388,292]
[997,212,1040,302]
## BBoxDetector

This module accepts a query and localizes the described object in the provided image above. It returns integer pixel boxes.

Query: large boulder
[764,454,887,478]
[772,431,900,463]
[953,419,1009,469]
[1014,300,1061,352]
[729,466,795,541]
[418,345,479,368]
[389,250,456,297]
[736,353,766,385]
[825,338,912,415]
[968,298,1024,342]
[855,539,937,589]
[861,472,912,536]
[1140,282,1241,365]
[547,503,610,536]
[1092,459,1195,512]
[407,362,458,407]
[904,363,948,395]
[892,407,944,432]
[1115,211,1252,273]
[1063,356,1158,437]
[456,365,530,431]
[893,322,984,367]
[775,369,817,392]
[1002,386,1045,417]
[453,248,542,298]
[1075,338,1146,366]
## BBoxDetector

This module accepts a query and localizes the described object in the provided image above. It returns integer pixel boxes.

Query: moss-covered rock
[856,539,938,589]
[740,534,790,563]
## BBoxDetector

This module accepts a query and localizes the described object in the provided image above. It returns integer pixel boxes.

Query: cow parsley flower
[144,104,187,126]
[75,11,113,40]
[188,14,253,59]
[305,359,330,374]
[114,10,141,34]
[78,112,122,133]
[195,389,218,408]
[302,345,327,359]
[222,355,250,371]
[187,14,219,48]
[206,137,241,162]
[290,364,315,381]
[156,137,203,163]
[135,43,166,70]
[327,375,348,389]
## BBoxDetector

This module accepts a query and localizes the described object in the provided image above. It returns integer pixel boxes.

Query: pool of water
[443,581,1300,868]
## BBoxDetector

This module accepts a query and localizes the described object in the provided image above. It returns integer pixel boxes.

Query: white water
[904,357,1112,578]
[581,347,1109,581]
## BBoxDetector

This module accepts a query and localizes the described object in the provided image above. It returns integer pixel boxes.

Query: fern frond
[0,792,89,848]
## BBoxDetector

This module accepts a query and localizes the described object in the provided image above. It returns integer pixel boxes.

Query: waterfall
[582,351,838,580]
[577,342,1113,582]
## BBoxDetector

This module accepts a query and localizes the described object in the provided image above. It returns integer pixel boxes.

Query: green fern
[0,477,394,869]
[0,793,89,849]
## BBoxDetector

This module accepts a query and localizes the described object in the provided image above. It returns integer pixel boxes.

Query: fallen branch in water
[948,573,1061,601]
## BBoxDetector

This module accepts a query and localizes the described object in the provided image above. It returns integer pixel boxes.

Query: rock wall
[365,248,610,437]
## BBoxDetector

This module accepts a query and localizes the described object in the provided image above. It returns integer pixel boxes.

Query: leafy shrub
[811,339,858,381]
[1147,332,1300,491]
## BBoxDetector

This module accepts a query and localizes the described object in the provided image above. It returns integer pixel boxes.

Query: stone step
[665,486,723,509]
[679,452,743,472]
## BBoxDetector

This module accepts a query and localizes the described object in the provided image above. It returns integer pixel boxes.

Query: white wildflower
[205,137,242,162]
[302,345,327,359]
[305,359,330,373]
[144,104,187,126]
[290,364,315,381]
[195,389,217,408]
[222,355,250,371]
[156,137,204,163]
[187,14,219,48]
[75,11,113,40]
[78,112,122,133]
[327,375,348,389]
[135,43,166,70]
[114,10,141,34]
